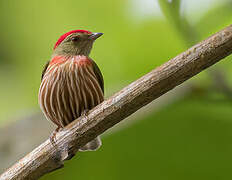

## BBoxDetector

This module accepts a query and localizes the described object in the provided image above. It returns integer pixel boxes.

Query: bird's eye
[71,36,79,42]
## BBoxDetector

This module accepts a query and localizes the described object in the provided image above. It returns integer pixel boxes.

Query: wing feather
[91,60,104,94]
[41,61,50,81]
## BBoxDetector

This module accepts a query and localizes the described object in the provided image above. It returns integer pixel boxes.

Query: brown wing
[41,61,50,81]
[91,60,104,94]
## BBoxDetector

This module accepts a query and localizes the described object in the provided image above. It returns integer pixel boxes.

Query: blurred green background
[0,0,232,179]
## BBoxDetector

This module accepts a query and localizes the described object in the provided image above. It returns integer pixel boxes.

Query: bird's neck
[49,55,92,67]
[52,50,90,57]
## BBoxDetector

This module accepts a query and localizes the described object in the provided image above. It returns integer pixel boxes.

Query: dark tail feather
[79,136,102,151]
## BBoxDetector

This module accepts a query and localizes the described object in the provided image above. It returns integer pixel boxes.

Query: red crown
[54,30,92,49]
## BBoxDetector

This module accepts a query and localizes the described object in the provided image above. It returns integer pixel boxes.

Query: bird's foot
[50,127,61,146]
[81,109,89,119]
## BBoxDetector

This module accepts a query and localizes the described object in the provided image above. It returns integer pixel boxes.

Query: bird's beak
[89,33,103,40]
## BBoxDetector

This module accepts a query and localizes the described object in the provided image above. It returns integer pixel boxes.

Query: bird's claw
[81,109,89,118]
[50,127,61,146]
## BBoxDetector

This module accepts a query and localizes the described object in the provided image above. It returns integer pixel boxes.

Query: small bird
[38,30,104,151]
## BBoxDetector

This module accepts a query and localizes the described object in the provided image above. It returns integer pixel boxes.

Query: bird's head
[52,30,103,56]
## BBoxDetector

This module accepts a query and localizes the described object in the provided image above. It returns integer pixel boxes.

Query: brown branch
[1,25,232,180]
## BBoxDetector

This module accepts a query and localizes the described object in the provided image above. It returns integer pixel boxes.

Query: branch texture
[1,25,232,180]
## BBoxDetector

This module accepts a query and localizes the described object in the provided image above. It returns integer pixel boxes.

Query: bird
[38,30,104,151]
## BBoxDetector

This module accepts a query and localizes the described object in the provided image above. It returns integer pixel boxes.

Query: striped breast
[38,55,104,127]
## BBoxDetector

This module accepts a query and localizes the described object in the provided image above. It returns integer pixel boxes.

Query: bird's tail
[79,136,102,151]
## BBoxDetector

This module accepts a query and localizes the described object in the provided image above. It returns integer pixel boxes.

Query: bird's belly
[39,62,104,127]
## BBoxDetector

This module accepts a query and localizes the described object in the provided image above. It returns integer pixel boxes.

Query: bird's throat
[50,55,92,67]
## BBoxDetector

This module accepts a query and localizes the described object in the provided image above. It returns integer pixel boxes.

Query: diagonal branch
[1,25,232,180]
